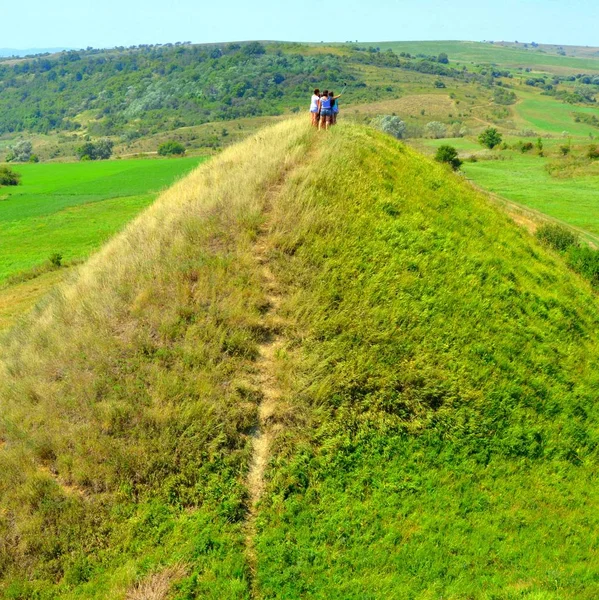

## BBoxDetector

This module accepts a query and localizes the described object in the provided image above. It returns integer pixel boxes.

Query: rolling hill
[1,119,599,598]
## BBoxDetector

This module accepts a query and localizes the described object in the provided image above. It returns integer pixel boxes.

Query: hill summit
[1,119,599,598]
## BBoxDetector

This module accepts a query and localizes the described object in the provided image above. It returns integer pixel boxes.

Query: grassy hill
[2,119,599,598]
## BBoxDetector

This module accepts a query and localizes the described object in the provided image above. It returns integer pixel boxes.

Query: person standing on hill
[310,88,321,127]
[318,90,333,131]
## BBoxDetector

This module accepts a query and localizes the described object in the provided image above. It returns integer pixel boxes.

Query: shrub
[435,145,462,170]
[493,88,517,105]
[478,127,503,149]
[535,223,578,252]
[158,141,186,156]
[49,253,63,268]
[242,42,266,56]
[0,166,21,186]
[559,145,571,156]
[567,245,599,285]
[588,145,599,160]
[519,141,534,153]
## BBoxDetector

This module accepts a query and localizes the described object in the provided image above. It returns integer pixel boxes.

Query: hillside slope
[2,120,599,599]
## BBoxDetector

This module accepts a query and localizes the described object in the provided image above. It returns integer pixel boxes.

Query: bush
[49,253,63,268]
[435,145,462,170]
[0,166,21,186]
[559,145,571,156]
[242,42,266,56]
[567,245,599,285]
[478,127,503,149]
[535,223,578,252]
[158,141,186,156]
[588,145,599,160]
[519,141,534,153]
[493,88,517,105]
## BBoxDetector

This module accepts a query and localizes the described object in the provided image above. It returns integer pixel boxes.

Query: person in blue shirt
[318,90,333,131]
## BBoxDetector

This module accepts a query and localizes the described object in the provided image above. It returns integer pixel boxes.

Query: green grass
[0,157,205,282]
[514,91,599,137]
[3,120,599,598]
[254,124,599,598]
[461,152,599,236]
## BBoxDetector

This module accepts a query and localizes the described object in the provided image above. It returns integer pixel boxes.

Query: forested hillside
[0,42,493,138]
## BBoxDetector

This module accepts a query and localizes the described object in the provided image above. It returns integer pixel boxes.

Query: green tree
[478,127,503,149]
[426,121,447,139]
[75,139,113,161]
[6,140,32,162]
[242,42,266,56]
[435,145,462,171]
[158,141,186,156]
[438,52,449,64]
[372,115,407,139]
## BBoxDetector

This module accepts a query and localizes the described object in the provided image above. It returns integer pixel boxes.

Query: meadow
[0,156,205,328]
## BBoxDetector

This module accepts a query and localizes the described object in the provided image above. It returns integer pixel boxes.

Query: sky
[2,0,598,50]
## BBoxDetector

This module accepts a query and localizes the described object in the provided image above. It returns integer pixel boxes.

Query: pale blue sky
[5,0,599,49]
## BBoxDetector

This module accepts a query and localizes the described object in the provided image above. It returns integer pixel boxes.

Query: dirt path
[244,172,295,594]
[246,242,284,509]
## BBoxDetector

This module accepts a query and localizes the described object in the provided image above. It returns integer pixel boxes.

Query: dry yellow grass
[0,116,315,596]
[125,564,187,600]
[349,94,457,118]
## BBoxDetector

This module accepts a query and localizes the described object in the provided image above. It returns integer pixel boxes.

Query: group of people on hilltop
[310,89,342,130]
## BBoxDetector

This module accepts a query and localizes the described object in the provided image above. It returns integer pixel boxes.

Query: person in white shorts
[310,88,320,127]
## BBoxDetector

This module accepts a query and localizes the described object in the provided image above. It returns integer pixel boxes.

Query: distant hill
[0,47,70,57]
[1,119,599,597]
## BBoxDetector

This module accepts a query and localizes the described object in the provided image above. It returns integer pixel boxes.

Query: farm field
[376,40,599,74]
[0,156,206,328]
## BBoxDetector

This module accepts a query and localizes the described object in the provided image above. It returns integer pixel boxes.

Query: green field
[377,40,599,73]
[515,91,599,136]
[0,157,205,283]
[462,153,599,236]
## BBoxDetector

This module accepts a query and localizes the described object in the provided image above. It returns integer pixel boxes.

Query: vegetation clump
[478,126,503,149]
[158,140,186,156]
[493,87,517,105]
[0,166,21,186]
[435,144,462,170]
[371,115,407,139]
[535,222,578,252]
[76,138,114,161]
[5,140,32,163]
